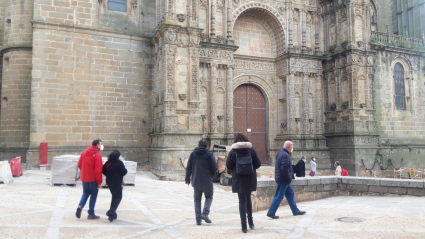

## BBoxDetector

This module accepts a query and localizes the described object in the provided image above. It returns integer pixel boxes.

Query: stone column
[226,65,234,133]
[301,10,307,53]
[210,4,216,37]
[226,6,232,40]
[288,9,293,50]
[302,72,310,134]
[316,75,323,134]
[210,63,218,133]
[314,12,320,55]
[286,73,295,134]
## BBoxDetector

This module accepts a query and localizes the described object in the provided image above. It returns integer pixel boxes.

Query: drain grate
[334,217,366,223]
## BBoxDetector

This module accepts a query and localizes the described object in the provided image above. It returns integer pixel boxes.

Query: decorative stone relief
[165,28,177,42]
[234,60,276,71]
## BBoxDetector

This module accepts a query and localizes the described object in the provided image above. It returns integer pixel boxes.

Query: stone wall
[253,176,425,212]
[0,0,34,161]
[26,23,153,167]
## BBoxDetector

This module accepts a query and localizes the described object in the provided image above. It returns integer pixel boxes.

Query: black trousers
[194,187,214,222]
[237,192,252,224]
[108,183,123,219]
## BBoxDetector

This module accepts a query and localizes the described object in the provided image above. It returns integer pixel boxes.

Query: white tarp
[51,155,80,185]
[123,161,137,185]
[0,161,13,184]
[101,160,137,186]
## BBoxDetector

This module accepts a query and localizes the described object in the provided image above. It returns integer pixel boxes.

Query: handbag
[309,171,314,177]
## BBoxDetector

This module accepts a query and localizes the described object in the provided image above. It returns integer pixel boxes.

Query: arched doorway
[233,84,267,163]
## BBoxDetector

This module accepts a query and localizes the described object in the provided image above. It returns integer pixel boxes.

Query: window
[109,0,127,12]
[396,12,403,35]
[407,8,414,37]
[394,63,406,110]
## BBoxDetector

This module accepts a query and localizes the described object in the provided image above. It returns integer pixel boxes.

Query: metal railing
[370,31,425,49]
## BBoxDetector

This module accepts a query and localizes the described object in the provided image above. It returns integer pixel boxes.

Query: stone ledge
[342,176,381,186]
[253,176,425,212]
[380,178,424,188]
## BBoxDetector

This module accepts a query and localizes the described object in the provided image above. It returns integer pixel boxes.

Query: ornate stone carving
[234,60,275,71]
[131,0,137,10]
[177,14,186,22]
[189,31,200,45]
[165,28,177,42]
[177,33,188,45]
[179,94,186,101]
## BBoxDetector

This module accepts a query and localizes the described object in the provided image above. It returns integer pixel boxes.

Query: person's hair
[198,139,208,148]
[107,150,121,163]
[301,156,306,160]
[335,161,340,166]
[311,157,315,160]
[233,133,249,143]
[283,141,293,149]
[92,139,102,146]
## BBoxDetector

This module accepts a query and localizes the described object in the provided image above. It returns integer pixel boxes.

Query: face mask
[291,148,293,153]
[334,165,337,168]
[100,145,104,151]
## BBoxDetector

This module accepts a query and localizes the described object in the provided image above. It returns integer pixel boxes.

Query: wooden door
[233,84,267,164]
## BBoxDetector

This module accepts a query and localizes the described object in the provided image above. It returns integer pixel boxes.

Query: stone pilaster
[209,63,218,133]
[301,10,307,54]
[286,73,295,134]
[225,65,234,134]
[302,72,310,134]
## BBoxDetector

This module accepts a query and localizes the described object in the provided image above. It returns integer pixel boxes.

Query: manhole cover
[334,217,366,223]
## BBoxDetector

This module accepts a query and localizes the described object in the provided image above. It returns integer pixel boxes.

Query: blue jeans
[267,183,300,216]
[78,181,99,216]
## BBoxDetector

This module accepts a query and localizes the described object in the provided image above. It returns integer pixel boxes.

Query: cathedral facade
[0,0,424,174]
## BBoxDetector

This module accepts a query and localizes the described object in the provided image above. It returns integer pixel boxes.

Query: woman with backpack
[103,150,128,222]
[226,133,261,233]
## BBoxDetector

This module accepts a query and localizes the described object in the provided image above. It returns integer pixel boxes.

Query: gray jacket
[310,160,317,172]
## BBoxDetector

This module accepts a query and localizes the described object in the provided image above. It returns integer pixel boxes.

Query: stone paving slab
[1,170,425,239]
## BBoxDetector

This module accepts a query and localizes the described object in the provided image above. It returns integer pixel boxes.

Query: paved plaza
[1,171,425,239]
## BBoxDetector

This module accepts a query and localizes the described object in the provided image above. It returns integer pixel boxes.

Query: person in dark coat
[102,150,127,222]
[185,139,218,225]
[294,156,306,177]
[267,141,306,219]
[226,133,261,233]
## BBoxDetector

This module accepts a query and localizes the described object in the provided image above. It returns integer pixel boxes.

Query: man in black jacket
[185,139,218,225]
[294,156,306,177]
[266,141,306,219]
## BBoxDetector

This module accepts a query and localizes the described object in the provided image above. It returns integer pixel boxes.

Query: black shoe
[241,223,248,233]
[295,211,306,216]
[106,211,117,219]
[108,216,114,222]
[201,214,212,223]
[76,207,82,219]
[196,221,202,225]
[248,217,254,229]
[267,214,279,219]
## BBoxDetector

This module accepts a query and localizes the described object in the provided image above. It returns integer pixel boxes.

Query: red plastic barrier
[40,143,48,167]
[10,157,23,177]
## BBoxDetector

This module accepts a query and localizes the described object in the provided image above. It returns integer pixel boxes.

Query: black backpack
[236,151,254,175]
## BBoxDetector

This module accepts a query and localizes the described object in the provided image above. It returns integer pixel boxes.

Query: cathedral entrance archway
[233,84,267,164]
